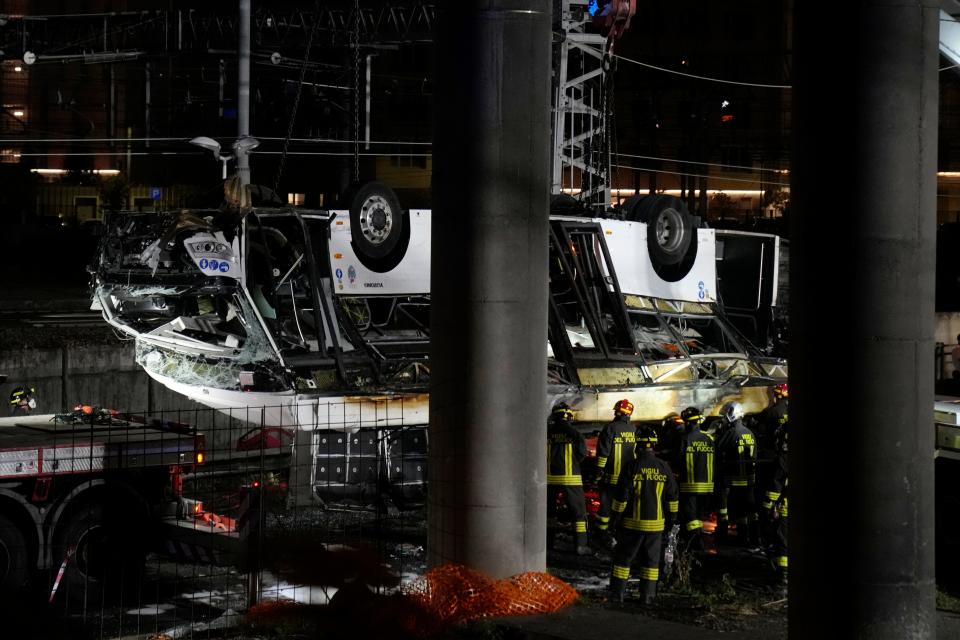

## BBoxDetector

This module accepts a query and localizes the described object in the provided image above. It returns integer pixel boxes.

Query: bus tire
[349,182,405,261]
[636,194,696,266]
[627,195,695,267]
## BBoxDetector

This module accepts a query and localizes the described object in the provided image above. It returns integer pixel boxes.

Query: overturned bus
[91,184,785,501]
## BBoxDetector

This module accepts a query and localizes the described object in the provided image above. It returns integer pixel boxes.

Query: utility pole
[237,0,251,185]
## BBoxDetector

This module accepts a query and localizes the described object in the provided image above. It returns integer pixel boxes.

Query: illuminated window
[287,193,305,206]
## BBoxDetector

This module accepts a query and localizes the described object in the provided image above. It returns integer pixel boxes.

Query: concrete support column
[428,1,552,578]
[791,2,938,637]
[237,0,252,185]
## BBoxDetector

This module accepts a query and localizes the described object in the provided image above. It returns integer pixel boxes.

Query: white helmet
[720,401,744,423]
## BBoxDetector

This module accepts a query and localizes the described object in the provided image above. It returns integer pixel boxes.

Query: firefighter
[762,421,789,586]
[754,383,788,526]
[715,401,759,546]
[594,399,636,540]
[676,406,715,553]
[658,412,685,466]
[8,386,36,415]
[547,402,591,555]
[608,426,679,604]
[757,383,788,453]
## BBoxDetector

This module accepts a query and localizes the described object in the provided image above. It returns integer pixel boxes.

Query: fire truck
[0,406,233,602]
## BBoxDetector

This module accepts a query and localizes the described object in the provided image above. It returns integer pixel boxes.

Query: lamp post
[189,136,260,181]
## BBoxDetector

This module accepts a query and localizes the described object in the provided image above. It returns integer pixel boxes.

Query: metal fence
[1,401,428,640]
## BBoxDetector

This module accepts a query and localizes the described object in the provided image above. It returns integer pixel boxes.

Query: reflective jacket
[677,427,715,494]
[716,420,758,487]
[596,414,636,486]
[612,449,679,533]
[763,453,788,518]
[763,400,789,432]
[547,419,586,486]
[757,399,788,452]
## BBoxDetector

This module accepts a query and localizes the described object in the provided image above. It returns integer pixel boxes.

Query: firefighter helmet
[636,425,658,448]
[720,401,744,423]
[613,399,634,417]
[9,386,37,411]
[613,398,633,416]
[681,406,704,425]
[773,383,788,400]
[552,402,574,423]
[661,412,683,431]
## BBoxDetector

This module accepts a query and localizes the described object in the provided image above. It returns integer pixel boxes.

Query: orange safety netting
[404,564,579,628]
[246,565,578,639]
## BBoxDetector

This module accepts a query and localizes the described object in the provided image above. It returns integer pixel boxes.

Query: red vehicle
[0,410,226,601]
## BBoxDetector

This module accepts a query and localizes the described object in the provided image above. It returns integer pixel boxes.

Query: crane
[552,0,636,210]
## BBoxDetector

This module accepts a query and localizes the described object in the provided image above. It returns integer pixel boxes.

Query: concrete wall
[0,343,249,453]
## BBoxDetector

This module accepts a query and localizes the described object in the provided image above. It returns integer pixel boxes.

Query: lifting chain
[600,53,616,205]
[273,0,321,195]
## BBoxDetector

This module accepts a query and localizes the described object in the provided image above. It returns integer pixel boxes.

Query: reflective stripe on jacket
[763,454,789,517]
[596,414,636,485]
[612,449,679,532]
[548,420,586,486]
[716,421,757,487]
[678,427,714,494]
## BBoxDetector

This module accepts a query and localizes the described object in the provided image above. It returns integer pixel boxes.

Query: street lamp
[189,135,260,182]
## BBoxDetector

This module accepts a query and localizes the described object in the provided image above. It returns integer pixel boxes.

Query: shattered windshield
[659,313,746,355]
[628,306,761,380]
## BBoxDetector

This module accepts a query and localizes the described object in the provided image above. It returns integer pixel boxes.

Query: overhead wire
[273,0,322,193]
[617,152,788,174]
[45,14,165,55]
[0,136,431,146]
[609,51,791,89]
[14,150,429,158]
[612,163,790,188]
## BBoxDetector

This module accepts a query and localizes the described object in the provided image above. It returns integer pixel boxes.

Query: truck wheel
[53,504,144,604]
[349,181,405,261]
[626,195,695,267]
[0,514,29,592]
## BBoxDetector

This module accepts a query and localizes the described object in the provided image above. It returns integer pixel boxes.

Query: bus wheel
[350,182,405,261]
[628,195,695,267]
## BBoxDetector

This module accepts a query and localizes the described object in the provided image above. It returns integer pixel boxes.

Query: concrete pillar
[428,1,552,577]
[790,2,938,637]
[237,0,252,185]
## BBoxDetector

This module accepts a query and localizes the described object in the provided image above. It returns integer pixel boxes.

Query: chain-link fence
[0,400,428,639]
